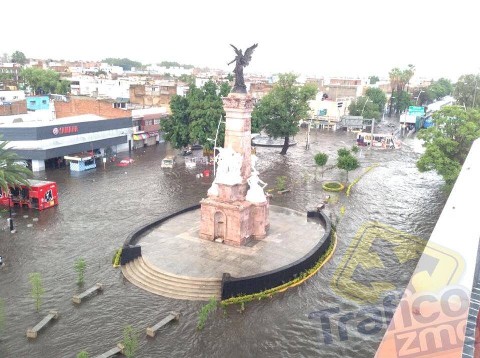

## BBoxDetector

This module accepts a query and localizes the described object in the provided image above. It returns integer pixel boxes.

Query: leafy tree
[0,141,33,194]
[337,153,360,182]
[161,95,191,149]
[368,76,379,85]
[76,351,89,358]
[365,88,387,114]
[455,74,480,108]
[122,325,139,358]
[417,106,480,189]
[29,272,44,312]
[187,81,225,150]
[20,68,68,95]
[74,258,87,286]
[428,78,453,101]
[102,58,142,71]
[163,81,226,150]
[158,61,193,69]
[251,73,317,155]
[348,96,381,120]
[178,74,195,85]
[11,51,27,65]
[314,152,328,178]
[388,65,415,116]
[393,90,412,114]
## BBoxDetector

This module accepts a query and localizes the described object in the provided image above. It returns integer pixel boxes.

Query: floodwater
[0,127,446,358]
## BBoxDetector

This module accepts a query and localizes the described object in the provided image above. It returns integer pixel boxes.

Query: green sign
[408,106,424,114]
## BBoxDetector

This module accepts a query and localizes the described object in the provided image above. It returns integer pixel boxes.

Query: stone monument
[199,44,269,246]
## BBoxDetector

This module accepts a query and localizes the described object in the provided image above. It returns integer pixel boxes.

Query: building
[131,108,167,149]
[0,114,132,171]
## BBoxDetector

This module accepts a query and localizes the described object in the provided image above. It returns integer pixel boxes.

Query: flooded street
[0,128,446,357]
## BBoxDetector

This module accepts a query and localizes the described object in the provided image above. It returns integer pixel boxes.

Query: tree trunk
[388,90,394,117]
[280,136,289,155]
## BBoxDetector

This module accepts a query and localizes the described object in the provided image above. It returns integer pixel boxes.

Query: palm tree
[0,140,32,195]
[388,68,402,117]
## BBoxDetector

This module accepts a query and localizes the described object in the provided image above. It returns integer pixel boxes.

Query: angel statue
[228,43,258,93]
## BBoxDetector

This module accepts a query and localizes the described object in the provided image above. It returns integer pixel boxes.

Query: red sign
[52,126,79,135]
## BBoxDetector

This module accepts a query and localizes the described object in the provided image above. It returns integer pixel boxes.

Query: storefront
[0,114,132,171]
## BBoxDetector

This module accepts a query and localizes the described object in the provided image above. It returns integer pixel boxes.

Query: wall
[55,98,132,119]
[221,210,332,299]
[0,100,27,116]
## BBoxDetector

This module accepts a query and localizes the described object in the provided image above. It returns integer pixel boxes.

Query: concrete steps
[122,257,221,301]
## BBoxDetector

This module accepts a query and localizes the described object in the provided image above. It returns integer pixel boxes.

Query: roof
[0,114,111,128]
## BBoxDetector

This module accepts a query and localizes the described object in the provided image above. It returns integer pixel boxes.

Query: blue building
[26,96,50,111]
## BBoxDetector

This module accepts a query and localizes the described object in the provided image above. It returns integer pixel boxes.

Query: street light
[7,190,14,233]
[473,75,478,108]
[415,90,425,105]
[207,116,225,177]
[361,97,372,117]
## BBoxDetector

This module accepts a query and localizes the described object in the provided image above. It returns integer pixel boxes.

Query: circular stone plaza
[121,91,333,302]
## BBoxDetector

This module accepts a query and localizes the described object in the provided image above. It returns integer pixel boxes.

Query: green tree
[11,51,27,65]
[337,150,359,182]
[365,88,387,114]
[348,96,381,120]
[29,272,44,312]
[314,152,328,179]
[394,90,413,114]
[74,258,87,286]
[178,74,195,86]
[251,73,317,155]
[417,106,480,189]
[20,67,68,95]
[0,140,33,194]
[102,58,142,71]
[161,95,191,149]
[388,65,415,115]
[187,81,226,150]
[122,325,139,358]
[455,74,480,108]
[163,81,226,151]
[368,76,379,85]
[76,351,89,358]
[428,78,453,101]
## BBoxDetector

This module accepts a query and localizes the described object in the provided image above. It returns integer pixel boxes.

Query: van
[161,156,175,168]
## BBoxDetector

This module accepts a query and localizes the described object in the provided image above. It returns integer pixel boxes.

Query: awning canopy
[133,133,149,140]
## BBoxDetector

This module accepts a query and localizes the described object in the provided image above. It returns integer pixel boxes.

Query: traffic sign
[408,106,424,114]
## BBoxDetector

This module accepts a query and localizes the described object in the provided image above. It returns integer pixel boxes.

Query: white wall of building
[0,90,26,102]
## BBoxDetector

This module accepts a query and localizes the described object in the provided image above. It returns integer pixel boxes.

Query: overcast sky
[2,0,478,82]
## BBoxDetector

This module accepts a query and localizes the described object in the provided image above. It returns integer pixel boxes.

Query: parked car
[116,157,134,167]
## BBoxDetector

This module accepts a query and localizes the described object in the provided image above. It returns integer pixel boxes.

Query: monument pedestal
[199,92,269,246]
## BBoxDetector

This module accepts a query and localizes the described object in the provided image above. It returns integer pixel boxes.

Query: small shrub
[29,272,44,312]
[76,351,89,358]
[197,297,217,330]
[74,258,87,286]
[122,325,139,358]
[275,176,287,191]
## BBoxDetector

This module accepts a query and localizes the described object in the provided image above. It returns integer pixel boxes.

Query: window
[30,101,36,106]
[42,100,47,104]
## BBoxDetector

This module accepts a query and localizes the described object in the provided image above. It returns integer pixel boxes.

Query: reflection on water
[0,129,446,357]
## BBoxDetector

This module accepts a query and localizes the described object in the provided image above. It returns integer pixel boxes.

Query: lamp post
[473,75,478,108]
[207,116,225,177]
[361,97,372,117]
[8,191,14,233]
[416,90,425,105]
